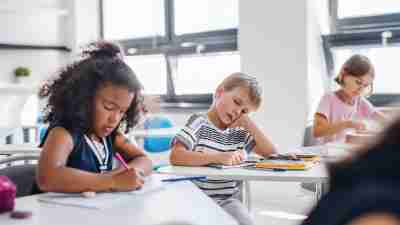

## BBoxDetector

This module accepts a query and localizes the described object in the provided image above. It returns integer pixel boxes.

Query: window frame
[332,0,400,33]
[100,0,238,108]
[322,0,400,106]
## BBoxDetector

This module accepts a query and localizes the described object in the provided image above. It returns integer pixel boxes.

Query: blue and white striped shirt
[174,114,256,200]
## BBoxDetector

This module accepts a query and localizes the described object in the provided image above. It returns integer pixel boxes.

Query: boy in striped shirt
[170,72,277,225]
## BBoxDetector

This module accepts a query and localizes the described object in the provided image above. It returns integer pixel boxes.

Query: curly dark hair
[39,41,143,134]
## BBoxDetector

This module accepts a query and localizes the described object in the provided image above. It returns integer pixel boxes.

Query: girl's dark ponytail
[82,41,124,59]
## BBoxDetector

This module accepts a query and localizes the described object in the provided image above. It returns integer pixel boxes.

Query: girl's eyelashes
[234,99,241,106]
[103,103,115,111]
[103,102,127,114]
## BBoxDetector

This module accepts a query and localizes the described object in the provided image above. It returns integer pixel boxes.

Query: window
[323,1,400,106]
[332,47,400,94]
[175,52,240,95]
[338,1,400,19]
[174,0,238,35]
[331,0,400,32]
[125,55,167,95]
[101,0,238,106]
[102,0,165,40]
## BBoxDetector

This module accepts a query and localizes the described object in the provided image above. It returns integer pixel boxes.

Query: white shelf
[0,6,68,17]
[0,83,39,94]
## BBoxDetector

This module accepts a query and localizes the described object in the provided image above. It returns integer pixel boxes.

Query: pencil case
[0,176,16,213]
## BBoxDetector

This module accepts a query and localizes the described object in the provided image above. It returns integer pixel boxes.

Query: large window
[332,0,400,32]
[102,0,165,40]
[333,47,400,94]
[338,1,400,19]
[175,52,239,95]
[174,0,238,35]
[324,0,400,106]
[125,55,167,95]
[101,0,239,106]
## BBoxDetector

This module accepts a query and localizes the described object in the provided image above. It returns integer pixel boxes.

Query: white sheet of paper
[38,175,166,209]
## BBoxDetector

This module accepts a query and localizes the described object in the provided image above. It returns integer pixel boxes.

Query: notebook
[38,192,125,210]
[207,162,256,169]
[266,153,320,162]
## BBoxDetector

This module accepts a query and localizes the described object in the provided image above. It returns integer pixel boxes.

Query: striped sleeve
[173,114,205,151]
[244,131,256,153]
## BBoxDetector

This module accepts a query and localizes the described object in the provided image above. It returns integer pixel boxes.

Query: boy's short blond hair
[217,72,262,109]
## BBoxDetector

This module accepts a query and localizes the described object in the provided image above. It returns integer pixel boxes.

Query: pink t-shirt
[315,92,377,144]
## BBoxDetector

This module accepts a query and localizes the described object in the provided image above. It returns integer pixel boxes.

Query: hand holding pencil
[111,152,144,191]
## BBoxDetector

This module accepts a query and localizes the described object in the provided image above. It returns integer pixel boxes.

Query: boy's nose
[233,109,241,118]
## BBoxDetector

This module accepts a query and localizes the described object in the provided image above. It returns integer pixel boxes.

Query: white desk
[0,181,238,225]
[157,163,328,210]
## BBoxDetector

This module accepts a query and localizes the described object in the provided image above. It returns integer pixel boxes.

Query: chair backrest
[0,155,39,197]
[143,116,174,153]
[303,122,315,147]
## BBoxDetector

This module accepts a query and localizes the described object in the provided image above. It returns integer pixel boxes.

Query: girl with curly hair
[36,41,152,193]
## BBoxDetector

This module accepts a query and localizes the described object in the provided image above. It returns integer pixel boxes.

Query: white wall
[0,0,101,83]
[0,0,68,83]
[63,0,100,56]
[239,1,327,149]
[0,0,100,143]
[307,0,329,121]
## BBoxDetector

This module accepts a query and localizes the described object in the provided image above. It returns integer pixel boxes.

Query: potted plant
[14,67,31,83]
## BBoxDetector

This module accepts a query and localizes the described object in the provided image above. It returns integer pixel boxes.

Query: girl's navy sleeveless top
[39,125,114,173]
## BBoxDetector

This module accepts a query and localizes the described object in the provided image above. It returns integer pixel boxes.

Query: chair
[0,154,40,197]
[302,123,314,147]
[301,123,329,193]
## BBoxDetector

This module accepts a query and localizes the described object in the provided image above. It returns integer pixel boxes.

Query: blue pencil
[161,176,207,182]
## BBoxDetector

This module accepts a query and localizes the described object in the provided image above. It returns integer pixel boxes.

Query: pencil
[115,152,129,170]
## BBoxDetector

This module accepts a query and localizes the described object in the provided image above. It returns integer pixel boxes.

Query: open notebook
[207,162,256,169]
[38,175,165,209]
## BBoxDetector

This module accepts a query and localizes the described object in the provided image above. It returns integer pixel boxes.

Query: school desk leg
[243,181,252,211]
[315,182,322,203]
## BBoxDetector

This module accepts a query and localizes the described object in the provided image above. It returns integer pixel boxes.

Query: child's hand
[112,167,144,192]
[229,115,251,129]
[213,150,246,165]
[347,120,367,131]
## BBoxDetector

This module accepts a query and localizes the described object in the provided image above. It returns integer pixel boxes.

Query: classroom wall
[0,0,67,83]
[307,0,329,120]
[0,0,100,143]
[63,0,100,57]
[239,0,327,149]
[0,0,101,83]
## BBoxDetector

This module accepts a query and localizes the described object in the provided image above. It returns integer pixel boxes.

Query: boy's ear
[215,87,224,98]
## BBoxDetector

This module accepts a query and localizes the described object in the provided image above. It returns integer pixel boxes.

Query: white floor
[250,181,315,225]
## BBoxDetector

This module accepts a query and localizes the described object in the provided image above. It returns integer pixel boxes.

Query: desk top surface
[157,163,328,183]
[0,181,237,225]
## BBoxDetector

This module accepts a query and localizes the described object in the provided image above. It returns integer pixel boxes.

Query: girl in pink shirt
[313,54,386,144]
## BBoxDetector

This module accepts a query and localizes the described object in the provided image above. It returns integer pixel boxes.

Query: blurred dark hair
[334,54,375,85]
[39,41,143,134]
